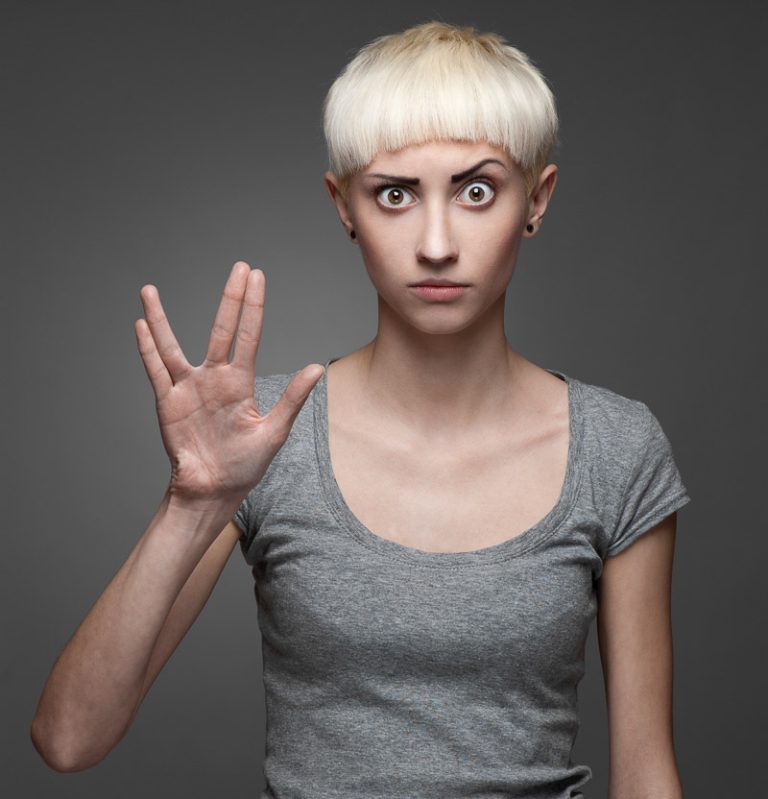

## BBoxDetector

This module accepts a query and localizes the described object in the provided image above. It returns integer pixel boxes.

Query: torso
[325,354,571,554]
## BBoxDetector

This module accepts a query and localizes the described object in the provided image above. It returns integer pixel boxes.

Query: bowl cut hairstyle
[322,20,560,199]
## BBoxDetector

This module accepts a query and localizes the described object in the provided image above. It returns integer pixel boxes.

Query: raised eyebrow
[367,173,420,186]
[365,158,508,186]
[450,158,508,183]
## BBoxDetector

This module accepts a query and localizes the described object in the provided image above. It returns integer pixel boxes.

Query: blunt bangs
[322,21,559,196]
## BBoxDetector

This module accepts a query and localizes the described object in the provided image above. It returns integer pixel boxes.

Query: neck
[345,296,529,439]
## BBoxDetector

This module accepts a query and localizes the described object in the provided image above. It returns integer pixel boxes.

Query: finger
[204,261,251,366]
[265,364,326,445]
[140,284,191,383]
[135,318,173,401]
[231,267,265,372]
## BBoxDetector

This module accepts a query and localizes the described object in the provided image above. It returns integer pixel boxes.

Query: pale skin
[31,139,683,798]
[324,141,683,798]
[30,264,326,771]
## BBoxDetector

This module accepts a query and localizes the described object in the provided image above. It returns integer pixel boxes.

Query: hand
[135,261,324,506]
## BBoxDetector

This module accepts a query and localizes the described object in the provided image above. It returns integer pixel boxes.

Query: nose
[415,201,459,263]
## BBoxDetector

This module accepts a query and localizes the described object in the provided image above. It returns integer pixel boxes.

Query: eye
[457,179,495,206]
[375,185,416,209]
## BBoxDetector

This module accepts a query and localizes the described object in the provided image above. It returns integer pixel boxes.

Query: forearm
[30,490,237,772]
[608,757,684,799]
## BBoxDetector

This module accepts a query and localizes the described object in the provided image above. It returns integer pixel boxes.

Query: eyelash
[372,176,498,209]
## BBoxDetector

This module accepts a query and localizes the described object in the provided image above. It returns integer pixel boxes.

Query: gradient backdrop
[3,1,765,796]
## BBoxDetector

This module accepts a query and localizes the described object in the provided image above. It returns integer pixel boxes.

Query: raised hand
[135,261,324,508]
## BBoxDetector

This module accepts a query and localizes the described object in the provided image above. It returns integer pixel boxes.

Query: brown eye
[458,180,495,206]
[376,186,415,208]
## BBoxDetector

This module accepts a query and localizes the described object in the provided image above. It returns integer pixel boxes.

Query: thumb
[265,364,326,444]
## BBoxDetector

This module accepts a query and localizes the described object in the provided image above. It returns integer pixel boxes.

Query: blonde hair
[322,21,559,198]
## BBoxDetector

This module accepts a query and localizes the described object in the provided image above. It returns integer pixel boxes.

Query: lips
[409,278,469,286]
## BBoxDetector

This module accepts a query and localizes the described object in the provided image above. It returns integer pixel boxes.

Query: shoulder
[571,373,655,461]
[575,374,650,425]
[253,367,322,454]
[569,373,666,520]
[253,369,304,412]
[567,372,690,559]
[235,368,319,545]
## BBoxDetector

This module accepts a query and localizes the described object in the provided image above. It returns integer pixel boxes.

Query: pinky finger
[135,318,173,401]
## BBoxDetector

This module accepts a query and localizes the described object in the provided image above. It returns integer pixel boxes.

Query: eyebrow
[365,158,508,186]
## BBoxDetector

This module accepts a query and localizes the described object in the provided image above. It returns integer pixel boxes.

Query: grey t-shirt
[233,357,691,799]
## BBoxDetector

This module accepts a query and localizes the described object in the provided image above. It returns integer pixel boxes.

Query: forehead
[365,139,514,174]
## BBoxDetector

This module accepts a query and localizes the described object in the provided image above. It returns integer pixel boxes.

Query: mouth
[408,278,470,287]
[408,283,468,301]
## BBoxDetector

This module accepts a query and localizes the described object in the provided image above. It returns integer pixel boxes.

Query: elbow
[30,715,77,772]
[30,714,106,773]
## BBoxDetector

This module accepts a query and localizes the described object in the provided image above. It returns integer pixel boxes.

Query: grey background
[2,1,764,796]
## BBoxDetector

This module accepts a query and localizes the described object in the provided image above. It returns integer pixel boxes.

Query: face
[324,139,557,335]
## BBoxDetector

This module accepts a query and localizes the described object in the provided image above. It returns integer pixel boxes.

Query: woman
[31,20,691,798]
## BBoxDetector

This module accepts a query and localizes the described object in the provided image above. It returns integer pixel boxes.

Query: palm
[154,363,264,498]
[135,262,323,503]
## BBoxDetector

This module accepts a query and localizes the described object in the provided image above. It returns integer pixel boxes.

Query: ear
[524,164,558,237]
[323,171,355,237]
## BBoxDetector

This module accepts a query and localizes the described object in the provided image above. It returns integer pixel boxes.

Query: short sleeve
[232,487,261,563]
[233,500,249,538]
[606,403,691,558]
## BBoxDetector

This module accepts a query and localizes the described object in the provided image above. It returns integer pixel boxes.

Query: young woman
[31,21,691,799]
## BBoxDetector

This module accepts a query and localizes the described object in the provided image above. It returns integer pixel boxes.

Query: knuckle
[236,327,259,344]
[211,322,232,339]
[160,342,181,359]
[148,312,168,326]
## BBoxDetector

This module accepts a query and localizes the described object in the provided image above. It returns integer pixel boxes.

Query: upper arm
[596,511,681,788]
[136,521,243,706]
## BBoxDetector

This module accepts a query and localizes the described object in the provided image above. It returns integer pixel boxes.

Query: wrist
[158,487,243,539]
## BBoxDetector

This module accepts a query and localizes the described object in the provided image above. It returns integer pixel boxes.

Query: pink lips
[409,277,467,287]
[410,285,467,301]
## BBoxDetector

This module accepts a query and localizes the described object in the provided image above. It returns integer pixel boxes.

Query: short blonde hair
[322,21,559,198]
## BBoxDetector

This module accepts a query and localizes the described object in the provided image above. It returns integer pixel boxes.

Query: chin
[398,309,481,336]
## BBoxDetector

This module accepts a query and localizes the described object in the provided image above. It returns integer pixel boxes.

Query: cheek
[359,211,407,244]
[355,238,395,295]
[497,225,524,264]
[482,202,525,243]
[466,213,524,264]
[468,223,525,301]
[357,222,409,275]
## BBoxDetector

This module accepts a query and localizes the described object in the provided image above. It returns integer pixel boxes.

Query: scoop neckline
[312,356,585,567]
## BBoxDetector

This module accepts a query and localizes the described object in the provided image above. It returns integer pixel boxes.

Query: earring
[526,223,534,233]
[350,229,357,240]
